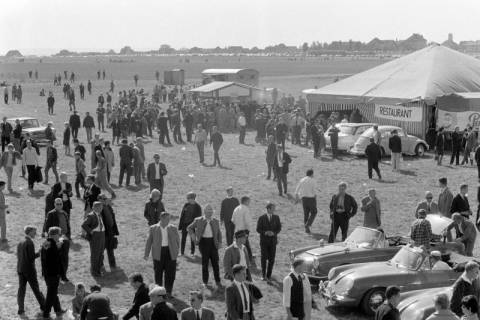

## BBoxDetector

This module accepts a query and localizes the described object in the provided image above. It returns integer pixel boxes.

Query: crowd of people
[1,71,480,320]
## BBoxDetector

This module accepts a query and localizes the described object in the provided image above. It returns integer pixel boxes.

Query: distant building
[201,69,259,86]
[442,33,459,50]
[459,40,480,53]
[5,50,23,58]
[366,38,398,52]
[398,33,427,52]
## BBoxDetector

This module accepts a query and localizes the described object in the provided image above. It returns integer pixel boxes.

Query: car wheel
[415,144,426,157]
[361,287,386,316]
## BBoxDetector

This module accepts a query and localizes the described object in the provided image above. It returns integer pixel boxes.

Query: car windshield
[20,119,39,129]
[344,227,381,248]
[337,126,355,135]
[390,247,424,270]
[360,127,374,137]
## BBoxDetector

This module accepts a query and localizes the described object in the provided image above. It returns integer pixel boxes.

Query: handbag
[35,166,43,183]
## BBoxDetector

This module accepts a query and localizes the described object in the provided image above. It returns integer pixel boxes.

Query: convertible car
[320,245,471,316]
[289,215,460,286]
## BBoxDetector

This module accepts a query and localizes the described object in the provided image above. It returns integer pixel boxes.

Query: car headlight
[335,277,354,296]
[313,259,320,269]
[327,268,335,280]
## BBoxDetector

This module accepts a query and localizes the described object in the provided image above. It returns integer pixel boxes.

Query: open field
[1,57,480,320]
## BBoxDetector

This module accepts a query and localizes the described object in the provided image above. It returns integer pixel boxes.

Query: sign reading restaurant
[374,104,423,122]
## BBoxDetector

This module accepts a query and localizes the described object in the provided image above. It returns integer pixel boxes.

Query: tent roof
[202,69,254,75]
[189,81,260,93]
[304,44,480,104]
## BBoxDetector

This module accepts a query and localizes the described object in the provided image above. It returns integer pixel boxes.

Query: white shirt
[295,176,317,198]
[160,224,169,247]
[22,148,38,166]
[233,241,247,267]
[203,219,213,238]
[238,116,246,127]
[231,204,252,231]
[61,182,68,201]
[432,260,451,271]
[234,280,250,313]
[282,271,312,308]
[154,163,160,180]
[193,308,202,319]
[277,152,283,168]
[91,212,104,232]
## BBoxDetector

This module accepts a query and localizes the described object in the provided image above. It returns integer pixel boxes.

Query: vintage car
[7,117,55,146]
[290,215,459,286]
[398,267,480,320]
[349,125,428,157]
[324,123,376,151]
[320,245,470,316]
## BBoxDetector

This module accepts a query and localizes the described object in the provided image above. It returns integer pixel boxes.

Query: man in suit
[99,194,119,270]
[361,188,382,229]
[415,191,439,217]
[188,204,222,288]
[220,187,240,246]
[144,211,180,298]
[445,213,477,257]
[43,198,71,282]
[256,202,282,282]
[451,184,472,218]
[265,135,277,179]
[144,189,165,226]
[40,227,66,319]
[157,112,172,146]
[150,286,177,320]
[365,137,382,180]
[147,153,168,195]
[44,140,59,185]
[438,177,454,218]
[328,125,340,159]
[273,145,292,196]
[210,126,224,167]
[225,264,261,320]
[449,261,480,316]
[80,285,114,320]
[17,226,46,315]
[328,182,358,243]
[52,172,73,217]
[83,175,101,214]
[224,230,251,281]
[179,192,202,257]
[450,126,463,166]
[388,129,402,171]
[118,139,133,187]
[123,273,150,320]
[181,290,215,320]
[435,127,446,166]
[139,286,164,320]
[81,201,106,277]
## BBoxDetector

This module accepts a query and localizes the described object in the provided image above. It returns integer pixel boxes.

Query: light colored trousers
[4,166,13,190]
[391,152,401,170]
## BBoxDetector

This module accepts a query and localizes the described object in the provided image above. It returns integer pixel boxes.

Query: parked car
[320,245,472,316]
[349,125,428,157]
[290,215,461,287]
[324,123,376,151]
[7,117,55,146]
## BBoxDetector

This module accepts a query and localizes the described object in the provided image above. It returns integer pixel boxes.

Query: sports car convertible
[320,245,471,316]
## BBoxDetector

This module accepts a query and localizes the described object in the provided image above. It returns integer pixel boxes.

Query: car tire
[361,287,386,316]
[415,144,426,157]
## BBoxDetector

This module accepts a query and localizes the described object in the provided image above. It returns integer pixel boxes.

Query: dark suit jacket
[43,209,71,238]
[223,244,250,280]
[83,183,101,211]
[101,204,119,238]
[256,214,281,245]
[388,135,402,153]
[187,216,222,249]
[80,291,114,320]
[329,193,358,219]
[151,301,178,320]
[41,238,63,277]
[181,307,215,320]
[225,282,261,320]
[147,162,167,184]
[273,152,292,174]
[179,202,202,230]
[123,283,150,320]
[450,194,470,216]
[81,212,103,241]
[17,236,40,275]
[52,182,73,212]
[365,142,381,162]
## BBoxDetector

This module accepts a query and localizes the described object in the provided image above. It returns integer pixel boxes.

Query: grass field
[0,57,479,320]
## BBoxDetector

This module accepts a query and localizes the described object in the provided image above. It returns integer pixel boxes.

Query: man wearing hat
[415,191,439,217]
[410,209,432,249]
[17,226,46,315]
[283,259,315,320]
[223,230,251,281]
[225,264,260,320]
[40,227,66,318]
[139,286,167,320]
[144,211,180,298]
[430,251,451,270]
[147,154,168,194]
[82,201,106,277]
[256,202,282,281]
[445,212,477,256]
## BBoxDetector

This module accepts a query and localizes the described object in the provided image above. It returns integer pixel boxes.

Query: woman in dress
[92,150,115,198]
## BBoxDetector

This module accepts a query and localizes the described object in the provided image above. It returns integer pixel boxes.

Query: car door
[397,129,413,154]
[414,258,457,290]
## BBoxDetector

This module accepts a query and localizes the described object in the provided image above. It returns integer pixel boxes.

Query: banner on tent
[437,109,480,131]
[374,104,422,122]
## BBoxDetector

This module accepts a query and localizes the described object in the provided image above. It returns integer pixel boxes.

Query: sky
[1,0,480,55]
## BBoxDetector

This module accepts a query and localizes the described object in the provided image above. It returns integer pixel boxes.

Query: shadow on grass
[205,284,226,302]
[310,232,329,241]
[95,268,128,288]
[184,255,202,265]
[58,281,75,295]
[6,191,21,198]
[70,240,83,251]
[29,189,45,199]
[377,179,397,184]
[0,241,12,252]
[399,169,417,176]
[267,277,284,293]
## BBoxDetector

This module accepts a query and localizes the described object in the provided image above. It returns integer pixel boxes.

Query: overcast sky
[1,0,479,55]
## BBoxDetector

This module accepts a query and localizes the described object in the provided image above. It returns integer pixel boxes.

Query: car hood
[303,244,354,257]
[334,261,407,281]
[23,127,47,132]
[398,287,451,320]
